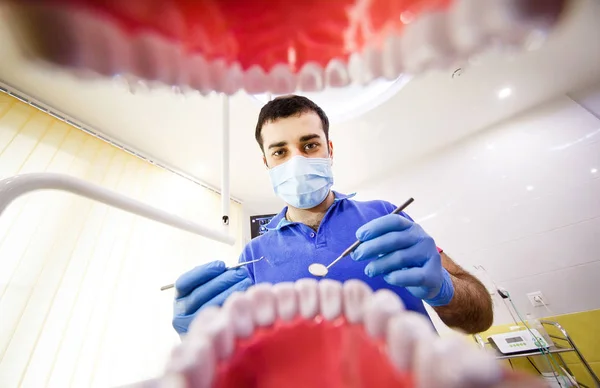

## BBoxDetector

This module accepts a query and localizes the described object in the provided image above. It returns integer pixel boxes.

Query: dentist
[172,95,493,335]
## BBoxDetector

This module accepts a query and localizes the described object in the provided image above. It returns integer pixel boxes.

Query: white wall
[355,83,600,330]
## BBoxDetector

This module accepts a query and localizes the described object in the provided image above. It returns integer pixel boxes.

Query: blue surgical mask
[268,156,334,209]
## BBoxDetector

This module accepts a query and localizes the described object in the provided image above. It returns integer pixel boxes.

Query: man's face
[261,112,333,168]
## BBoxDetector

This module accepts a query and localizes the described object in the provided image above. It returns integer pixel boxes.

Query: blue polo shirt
[239,192,433,322]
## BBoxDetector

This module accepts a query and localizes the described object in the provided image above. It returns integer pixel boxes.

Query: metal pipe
[540,320,600,386]
[0,173,235,245]
[473,334,486,349]
[160,257,264,291]
[221,94,230,225]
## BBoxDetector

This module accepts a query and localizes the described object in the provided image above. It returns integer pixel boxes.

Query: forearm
[434,255,493,334]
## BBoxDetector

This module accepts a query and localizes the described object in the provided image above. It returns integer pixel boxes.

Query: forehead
[261,111,324,142]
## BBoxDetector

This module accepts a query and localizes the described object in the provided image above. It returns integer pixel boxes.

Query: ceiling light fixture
[498,87,512,100]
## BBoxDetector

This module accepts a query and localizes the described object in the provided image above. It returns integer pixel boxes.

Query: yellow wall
[476,309,600,387]
[0,94,244,387]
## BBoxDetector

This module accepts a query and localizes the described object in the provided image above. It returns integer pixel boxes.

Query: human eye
[272,148,286,157]
[304,142,319,151]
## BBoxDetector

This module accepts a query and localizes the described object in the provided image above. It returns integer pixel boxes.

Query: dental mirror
[308,197,414,278]
[308,263,328,277]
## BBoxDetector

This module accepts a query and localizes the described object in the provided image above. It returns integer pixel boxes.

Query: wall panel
[0,94,243,387]
[355,85,600,330]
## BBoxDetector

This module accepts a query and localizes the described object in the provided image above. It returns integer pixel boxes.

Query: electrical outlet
[527,291,547,307]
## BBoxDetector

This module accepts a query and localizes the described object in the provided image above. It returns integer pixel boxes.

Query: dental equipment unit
[0,173,234,245]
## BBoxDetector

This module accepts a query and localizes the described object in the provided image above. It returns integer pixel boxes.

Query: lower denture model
[123,279,535,388]
[4,0,569,95]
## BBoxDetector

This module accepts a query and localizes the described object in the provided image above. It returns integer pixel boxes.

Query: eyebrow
[267,134,322,150]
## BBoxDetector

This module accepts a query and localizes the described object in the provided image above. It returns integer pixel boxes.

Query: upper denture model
[4,0,569,95]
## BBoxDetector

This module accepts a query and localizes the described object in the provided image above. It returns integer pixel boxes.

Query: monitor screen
[250,214,277,239]
[506,336,524,344]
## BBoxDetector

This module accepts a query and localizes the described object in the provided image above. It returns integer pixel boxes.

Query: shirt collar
[266,191,356,231]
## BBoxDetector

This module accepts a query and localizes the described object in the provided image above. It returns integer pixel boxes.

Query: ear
[328,140,334,163]
[263,155,269,169]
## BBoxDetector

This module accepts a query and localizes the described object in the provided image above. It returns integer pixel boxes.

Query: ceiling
[1,0,600,214]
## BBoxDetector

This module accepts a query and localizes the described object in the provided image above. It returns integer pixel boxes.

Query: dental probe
[308,198,415,277]
[160,256,264,291]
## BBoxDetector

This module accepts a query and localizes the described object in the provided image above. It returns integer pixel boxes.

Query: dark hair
[255,95,329,152]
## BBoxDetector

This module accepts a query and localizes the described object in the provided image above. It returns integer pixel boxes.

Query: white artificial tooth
[363,289,405,338]
[69,11,100,70]
[170,47,187,88]
[483,0,524,46]
[184,336,216,388]
[348,47,381,85]
[318,279,343,320]
[104,20,133,78]
[187,55,212,95]
[448,0,490,56]
[158,373,188,388]
[247,283,277,327]
[342,279,373,324]
[13,7,75,67]
[483,0,557,47]
[415,335,502,388]
[298,62,324,92]
[268,64,297,94]
[220,62,243,95]
[386,313,436,374]
[454,347,504,387]
[414,337,455,388]
[209,59,229,94]
[510,0,567,30]
[401,11,454,73]
[243,65,269,94]
[325,59,350,88]
[363,45,383,82]
[348,52,366,84]
[130,33,173,84]
[382,34,403,80]
[294,278,320,319]
[118,374,181,388]
[125,372,185,388]
[144,30,184,87]
[272,282,298,321]
[166,336,215,388]
[187,306,234,360]
[75,11,130,77]
[222,291,254,338]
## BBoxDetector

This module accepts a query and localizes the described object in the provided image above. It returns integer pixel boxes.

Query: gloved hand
[350,214,454,306]
[172,260,253,334]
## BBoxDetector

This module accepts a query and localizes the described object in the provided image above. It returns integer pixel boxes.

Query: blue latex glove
[350,214,454,306]
[172,260,253,334]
